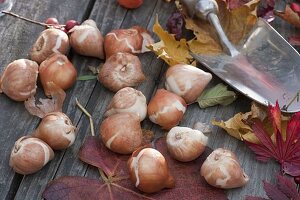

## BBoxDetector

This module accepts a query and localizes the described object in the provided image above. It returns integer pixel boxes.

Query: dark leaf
[166,11,185,40]
[276,174,299,198]
[246,174,300,200]
[44,137,227,200]
[244,102,300,176]
[263,181,290,200]
[288,36,300,46]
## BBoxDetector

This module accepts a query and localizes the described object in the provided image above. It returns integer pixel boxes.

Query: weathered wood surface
[0,0,298,199]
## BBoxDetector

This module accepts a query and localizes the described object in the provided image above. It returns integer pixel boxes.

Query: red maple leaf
[244,101,300,176]
[246,174,300,200]
[42,136,227,200]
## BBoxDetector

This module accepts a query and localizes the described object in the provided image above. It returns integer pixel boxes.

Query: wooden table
[0,0,298,199]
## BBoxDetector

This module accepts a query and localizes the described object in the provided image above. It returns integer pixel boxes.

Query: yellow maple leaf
[147,16,195,67]
[212,102,291,144]
[178,0,259,55]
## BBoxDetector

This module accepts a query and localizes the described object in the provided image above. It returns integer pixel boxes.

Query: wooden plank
[0,0,96,199]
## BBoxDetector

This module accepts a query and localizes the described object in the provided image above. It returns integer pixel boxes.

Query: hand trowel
[181,0,300,113]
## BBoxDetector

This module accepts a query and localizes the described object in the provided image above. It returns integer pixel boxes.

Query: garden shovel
[181,0,300,113]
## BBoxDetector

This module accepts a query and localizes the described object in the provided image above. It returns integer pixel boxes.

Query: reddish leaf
[246,174,300,200]
[43,137,227,200]
[245,102,300,176]
[288,36,300,46]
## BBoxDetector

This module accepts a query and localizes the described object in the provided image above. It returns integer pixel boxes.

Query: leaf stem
[282,90,300,111]
[1,10,65,28]
[75,98,95,136]
[98,168,109,183]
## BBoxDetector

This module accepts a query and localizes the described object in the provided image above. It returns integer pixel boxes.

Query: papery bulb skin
[200,148,249,189]
[98,52,145,92]
[9,136,54,175]
[69,19,104,59]
[32,112,77,150]
[30,28,69,64]
[39,53,77,96]
[130,26,154,53]
[0,59,38,101]
[104,28,143,58]
[165,64,212,104]
[166,126,208,162]
[105,87,147,121]
[100,113,143,154]
[147,89,187,129]
[128,147,175,193]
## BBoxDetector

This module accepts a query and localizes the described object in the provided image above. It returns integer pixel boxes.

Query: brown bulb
[32,112,77,150]
[100,113,143,154]
[30,28,69,64]
[98,52,145,92]
[200,148,249,189]
[9,136,54,175]
[147,89,187,129]
[0,59,38,101]
[128,147,175,193]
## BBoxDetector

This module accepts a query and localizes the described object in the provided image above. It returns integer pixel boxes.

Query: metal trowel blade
[191,18,300,113]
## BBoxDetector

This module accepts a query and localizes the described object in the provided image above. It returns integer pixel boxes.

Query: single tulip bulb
[166,126,208,162]
[9,136,54,175]
[200,148,249,189]
[32,112,77,150]
[128,147,175,193]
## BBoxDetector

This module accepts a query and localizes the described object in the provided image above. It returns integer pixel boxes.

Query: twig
[75,98,95,136]
[282,90,300,111]
[1,10,65,28]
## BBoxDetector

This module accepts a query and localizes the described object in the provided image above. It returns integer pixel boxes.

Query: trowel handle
[192,0,239,56]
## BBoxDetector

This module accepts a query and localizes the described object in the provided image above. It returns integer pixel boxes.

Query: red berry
[65,20,80,31]
[117,0,143,9]
[295,176,300,184]
[45,17,59,25]
[290,3,300,13]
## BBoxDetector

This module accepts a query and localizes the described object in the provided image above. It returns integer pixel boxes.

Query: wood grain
[0,1,297,199]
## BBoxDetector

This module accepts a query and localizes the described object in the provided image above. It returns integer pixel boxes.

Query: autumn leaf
[245,174,300,200]
[147,16,194,67]
[275,4,300,29]
[212,102,267,143]
[43,136,227,200]
[245,102,300,176]
[197,83,237,108]
[178,0,259,55]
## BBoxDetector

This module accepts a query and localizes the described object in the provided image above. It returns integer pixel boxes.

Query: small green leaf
[197,83,237,108]
[77,75,97,81]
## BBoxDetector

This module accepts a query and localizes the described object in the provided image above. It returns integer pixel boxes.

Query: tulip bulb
[200,148,249,189]
[9,136,54,175]
[30,28,69,64]
[104,28,143,58]
[105,87,147,121]
[166,126,208,162]
[147,89,187,129]
[32,112,77,150]
[69,19,105,59]
[39,53,77,96]
[100,113,143,154]
[0,59,38,101]
[165,64,212,104]
[128,147,175,193]
[98,52,145,92]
